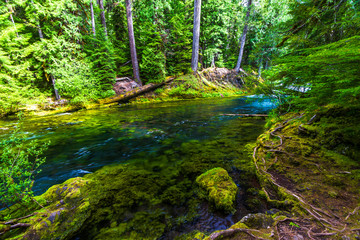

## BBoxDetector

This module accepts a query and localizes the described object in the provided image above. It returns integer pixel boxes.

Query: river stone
[240,213,274,229]
[196,167,238,213]
[0,177,92,240]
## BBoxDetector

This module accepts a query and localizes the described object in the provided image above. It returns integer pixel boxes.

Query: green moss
[196,168,238,213]
[175,230,207,240]
[0,105,269,239]
[229,222,249,229]
[94,210,167,240]
[239,213,274,229]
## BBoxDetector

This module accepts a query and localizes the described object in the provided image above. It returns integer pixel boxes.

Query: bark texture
[235,0,252,73]
[125,0,142,86]
[31,1,44,39]
[90,0,96,37]
[97,0,107,36]
[191,0,202,72]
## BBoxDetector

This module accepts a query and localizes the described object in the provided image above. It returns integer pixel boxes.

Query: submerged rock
[196,167,238,213]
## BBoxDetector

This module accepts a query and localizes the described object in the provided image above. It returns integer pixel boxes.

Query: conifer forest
[0,0,360,239]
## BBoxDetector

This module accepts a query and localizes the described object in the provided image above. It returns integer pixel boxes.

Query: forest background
[0,0,359,118]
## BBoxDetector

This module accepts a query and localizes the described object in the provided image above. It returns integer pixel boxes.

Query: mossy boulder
[196,167,238,213]
[0,177,92,240]
[239,213,274,229]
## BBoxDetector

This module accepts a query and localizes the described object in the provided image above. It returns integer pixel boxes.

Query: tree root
[253,145,346,234]
[208,228,267,240]
[2,213,34,225]
[270,132,283,148]
[266,156,278,171]
[266,149,294,157]
[252,112,360,239]
[307,114,317,125]
[0,223,31,236]
[345,206,359,220]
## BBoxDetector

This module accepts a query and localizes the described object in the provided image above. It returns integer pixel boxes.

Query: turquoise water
[0,96,276,196]
[1,96,278,238]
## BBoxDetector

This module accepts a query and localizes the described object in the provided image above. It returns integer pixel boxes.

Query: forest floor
[201,107,360,240]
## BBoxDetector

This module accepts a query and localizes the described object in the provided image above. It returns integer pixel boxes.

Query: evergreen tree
[125,0,142,85]
[191,0,202,72]
[235,0,252,72]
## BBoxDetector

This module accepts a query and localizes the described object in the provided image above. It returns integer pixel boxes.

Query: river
[0,96,276,238]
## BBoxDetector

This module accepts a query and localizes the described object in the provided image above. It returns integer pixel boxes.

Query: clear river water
[0,96,277,238]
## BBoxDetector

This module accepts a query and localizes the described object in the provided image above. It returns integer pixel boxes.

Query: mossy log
[99,77,175,105]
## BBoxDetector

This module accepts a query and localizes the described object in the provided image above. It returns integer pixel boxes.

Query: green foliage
[200,0,239,69]
[0,116,49,208]
[84,35,116,97]
[289,222,300,228]
[111,3,132,77]
[0,0,359,115]
[266,36,360,110]
[166,14,192,75]
[281,0,360,49]
[138,22,166,83]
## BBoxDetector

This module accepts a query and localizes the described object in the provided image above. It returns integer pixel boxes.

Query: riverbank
[4,68,257,120]
[194,106,360,239]
[1,102,358,239]
[0,99,271,239]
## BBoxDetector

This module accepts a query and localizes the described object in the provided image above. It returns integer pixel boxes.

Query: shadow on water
[0,96,277,238]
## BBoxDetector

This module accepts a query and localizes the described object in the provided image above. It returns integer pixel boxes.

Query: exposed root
[0,223,31,236]
[310,231,337,236]
[9,223,31,229]
[253,142,346,235]
[306,227,316,240]
[2,213,34,225]
[345,206,359,220]
[266,156,277,170]
[307,114,317,125]
[252,112,360,239]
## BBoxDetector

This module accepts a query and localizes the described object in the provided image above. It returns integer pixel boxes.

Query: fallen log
[99,77,175,105]
[221,114,268,117]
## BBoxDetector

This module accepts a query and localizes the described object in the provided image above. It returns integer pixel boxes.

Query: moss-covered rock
[239,213,274,229]
[0,177,92,240]
[196,167,238,213]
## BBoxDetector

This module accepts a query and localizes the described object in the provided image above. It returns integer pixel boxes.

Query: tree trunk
[97,0,107,36]
[258,57,262,78]
[90,0,96,37]
[30,1,44,39]
[51,75,61,101]
[100,77,174,105]
[191,0,201,72]
[234,0,252,73]
[125,0,142,86]
[30,0,60,100]
[5,0,19,38]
